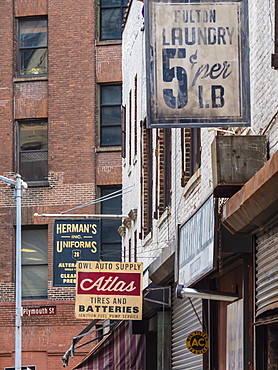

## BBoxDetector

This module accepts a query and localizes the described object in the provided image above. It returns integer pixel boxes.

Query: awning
[222,150,278,234]
[73,321,146,370]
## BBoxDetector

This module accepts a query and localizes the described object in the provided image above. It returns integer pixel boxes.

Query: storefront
[222,150,278,369]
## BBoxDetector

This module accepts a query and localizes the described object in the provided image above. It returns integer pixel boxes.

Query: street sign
[22,306,56,317]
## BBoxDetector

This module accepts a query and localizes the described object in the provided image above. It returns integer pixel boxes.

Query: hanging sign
[179,195,215,287]
[75,261,143,321]
[145,0,250,127]
[53,220,101,287]
[186,331,209,355]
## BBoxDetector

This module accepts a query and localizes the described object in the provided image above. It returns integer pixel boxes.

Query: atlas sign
[75,261,143,320]
[145,0,250,127]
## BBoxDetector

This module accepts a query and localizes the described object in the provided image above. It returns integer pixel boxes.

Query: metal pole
[0,174,27,369]
[15,174,23,370]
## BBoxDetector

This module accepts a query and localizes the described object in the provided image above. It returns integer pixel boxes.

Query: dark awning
[73,321,146,370]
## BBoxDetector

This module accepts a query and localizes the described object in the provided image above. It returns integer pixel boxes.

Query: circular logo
[186,331,209,355]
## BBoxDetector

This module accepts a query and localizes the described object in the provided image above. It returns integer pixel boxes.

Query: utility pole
[0,174,27,370]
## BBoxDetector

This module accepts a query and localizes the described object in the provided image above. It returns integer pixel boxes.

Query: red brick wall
[0,0,122,367]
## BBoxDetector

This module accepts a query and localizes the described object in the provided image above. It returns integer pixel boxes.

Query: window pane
[101,188,122,214]
[20,151,48,181]
[101,8,122,40]
[20,48,47,75]
[101,0,122,7]
[22,228,48,265]
[101,106,121,126]
[101,243,121,262]
[20,19,47,48]
[101,126,121,146]
[102,219,121,243]
[100,187,122,262]
[20,121,47,150]
[22,265,48,300]
[22,227,48,300]
[101,85,122,105]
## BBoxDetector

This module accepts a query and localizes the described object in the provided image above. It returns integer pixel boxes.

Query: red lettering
[78,271,141,296]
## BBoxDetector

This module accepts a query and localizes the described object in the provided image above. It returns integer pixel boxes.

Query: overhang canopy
[222,150,278,234]
[73,321,145,370]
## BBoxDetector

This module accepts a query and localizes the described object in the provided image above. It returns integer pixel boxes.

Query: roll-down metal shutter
[172,291,203,369]
[256,220,278,316]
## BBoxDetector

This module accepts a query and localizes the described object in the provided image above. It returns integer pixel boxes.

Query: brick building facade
[0,0,123,368]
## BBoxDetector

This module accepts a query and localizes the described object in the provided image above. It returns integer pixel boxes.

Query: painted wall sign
[179,195,215,287]
[22,306,56,316]
[226,299,243,369]
[145,0,250,127]
[53,220,100,287]
[186,331,209,355]
[75,261,143,321]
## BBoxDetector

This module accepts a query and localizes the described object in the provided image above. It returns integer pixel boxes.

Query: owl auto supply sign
[145,0,250,127]
[75,261,143,321]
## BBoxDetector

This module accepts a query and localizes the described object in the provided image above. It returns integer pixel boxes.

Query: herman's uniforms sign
[145,0,250,127]
[53,220,100,287]
[75,261,143,321]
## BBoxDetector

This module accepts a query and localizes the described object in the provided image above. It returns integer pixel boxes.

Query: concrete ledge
[222,150,278,234]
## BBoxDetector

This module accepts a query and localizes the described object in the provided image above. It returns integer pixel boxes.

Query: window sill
[183,168,201,199]
[26,180,49,187]
[142,230,153,248]
[96,39,122,46]
[96,146,121,153]
[157,206,171,229]
[14,76,48,83]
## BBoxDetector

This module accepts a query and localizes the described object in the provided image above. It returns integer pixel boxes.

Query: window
[18,17,47,76]
[100,186,122,261]
[141,123,153,237]
[181,128,201,186]
[158,128,171,216]
[271,0,278,68]
[22,227,48,300]
[18,119,48,182]
[100,84,122,147]
[100,0,129,41]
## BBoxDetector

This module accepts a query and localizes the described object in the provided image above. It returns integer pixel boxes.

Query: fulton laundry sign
[75,261,143,320]
[179,195,215,287]
[145,0,250,127]
[53,220,100,287]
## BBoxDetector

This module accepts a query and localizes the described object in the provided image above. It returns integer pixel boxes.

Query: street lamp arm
[0,175,16,186]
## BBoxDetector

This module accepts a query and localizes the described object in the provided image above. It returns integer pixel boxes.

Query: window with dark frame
[100,186,122,261]
[100,84,122,147]
[121,105,126,158]
[158,128,171,216]
[18,119,48,182]
[22,226,48,300]
[181,128,201,187]
[129,90,132,166]
[141,123,153,237]
[271,0,278,68]
[134,76,138,157]
[18,17,47,76]
[100,0,129,41]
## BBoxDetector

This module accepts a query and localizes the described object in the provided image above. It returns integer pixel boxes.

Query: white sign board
[145,0,250,127]
[179,196,215,287]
